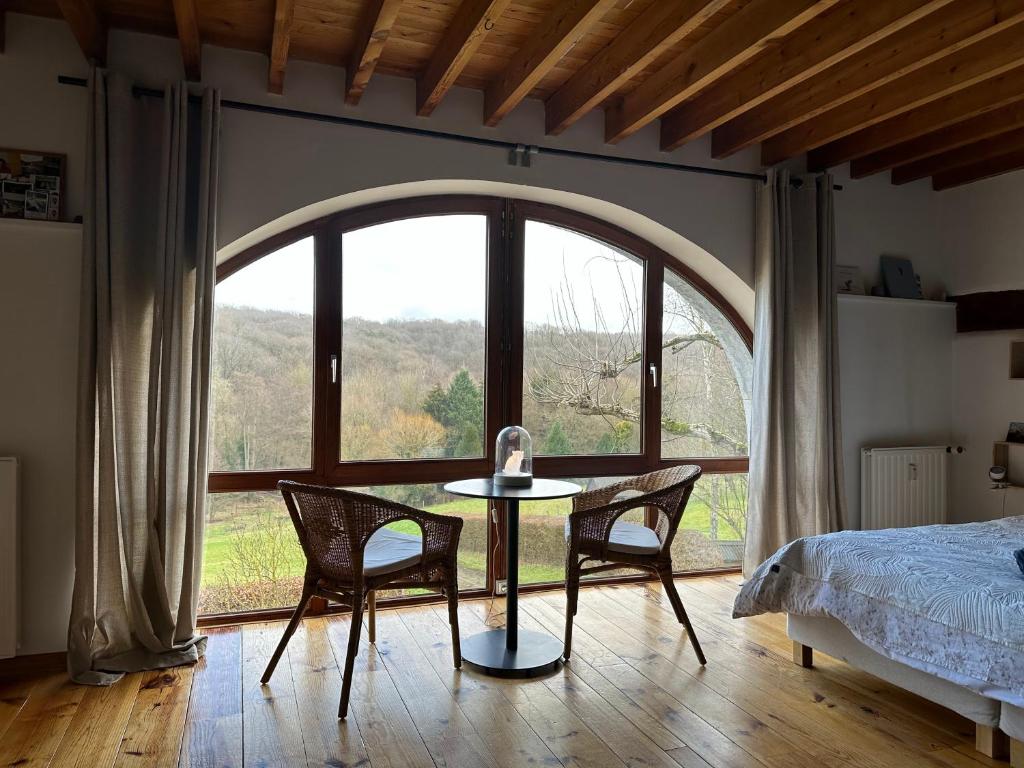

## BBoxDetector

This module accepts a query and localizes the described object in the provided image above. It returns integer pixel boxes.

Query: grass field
[201,492,743,593]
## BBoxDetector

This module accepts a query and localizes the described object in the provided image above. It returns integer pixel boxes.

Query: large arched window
[201,197,752,618]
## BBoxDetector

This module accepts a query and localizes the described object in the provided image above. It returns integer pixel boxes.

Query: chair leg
[261,578,314,684]
[659,568,706,666]
[367,590,376,644]
[339,593,365,719]
[564,566,579,661]
[446,576,462,668]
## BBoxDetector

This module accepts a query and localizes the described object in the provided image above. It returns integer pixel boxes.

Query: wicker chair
[262,481,464,718]
[563,465,706,664]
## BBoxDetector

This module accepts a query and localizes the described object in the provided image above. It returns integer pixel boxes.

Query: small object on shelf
[0,148,65,221]
[990,466,1008,487]
[494,426,533,487]
[835,265,865,295]
[880,255,922,299]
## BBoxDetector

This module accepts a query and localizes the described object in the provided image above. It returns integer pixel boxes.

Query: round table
[443,477,580,678]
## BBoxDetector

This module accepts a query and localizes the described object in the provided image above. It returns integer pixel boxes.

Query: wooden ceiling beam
[659,0,953,152]
[605,0,838,145]
[803,59,1024,170]
[544,0,729,136]
[171,0,201,81]
[933,145,1024,190]
[802,45,1024,171]
[850,98,1024,178]
[891,125,1024,184]
[484,0,615,127]
[55,0,106,64]
[765,16,1024,168]
[417,0,512,117]
[268,0,295,95]
[346,0,404,105]
[711,0,1024,159]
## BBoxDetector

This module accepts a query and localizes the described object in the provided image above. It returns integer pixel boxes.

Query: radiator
[860,446,948,530]
[0,458,18,658]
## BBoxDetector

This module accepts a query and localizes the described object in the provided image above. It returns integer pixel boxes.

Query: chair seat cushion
[564,519,662,555]
[364,528,423,577]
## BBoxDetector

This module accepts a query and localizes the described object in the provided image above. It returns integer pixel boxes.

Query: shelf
[0,218,81,232]
[837,294,954,308]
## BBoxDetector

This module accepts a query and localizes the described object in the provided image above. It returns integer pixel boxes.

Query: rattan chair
[262,481,464,718]
[563,465,706,664]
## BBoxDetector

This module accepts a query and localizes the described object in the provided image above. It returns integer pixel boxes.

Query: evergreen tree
[423,369,484,456]
[543,420,573,455]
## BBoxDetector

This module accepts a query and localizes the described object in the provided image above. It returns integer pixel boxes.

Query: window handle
[330,354,338,384]
[649,362,658,389]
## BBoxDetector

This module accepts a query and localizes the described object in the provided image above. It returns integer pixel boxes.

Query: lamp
[494,426,533,487]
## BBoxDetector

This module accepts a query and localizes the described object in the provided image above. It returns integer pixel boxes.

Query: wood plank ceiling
[10,0,1024,190]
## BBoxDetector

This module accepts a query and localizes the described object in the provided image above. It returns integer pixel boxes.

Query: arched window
[202,197,751,618]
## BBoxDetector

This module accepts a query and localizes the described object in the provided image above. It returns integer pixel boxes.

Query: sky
[215,216,645,331]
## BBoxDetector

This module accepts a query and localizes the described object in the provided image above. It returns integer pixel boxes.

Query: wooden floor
[0,575,1007,768]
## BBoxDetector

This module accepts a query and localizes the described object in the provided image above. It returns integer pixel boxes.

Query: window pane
[661,268,752,458]
[522,221,644,456]
[200,491,305,615]
[210,238,314,471]
[346,484,488,594]
[674,473,747,571]
[340,216,487,461]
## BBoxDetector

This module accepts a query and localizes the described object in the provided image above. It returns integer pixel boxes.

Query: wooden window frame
[204,195,750,623]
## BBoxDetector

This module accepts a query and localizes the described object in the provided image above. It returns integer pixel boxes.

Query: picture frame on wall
[0,148,65,222]
[835,265,865,295]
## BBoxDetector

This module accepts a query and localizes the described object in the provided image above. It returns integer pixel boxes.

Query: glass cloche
[493,426,533,487]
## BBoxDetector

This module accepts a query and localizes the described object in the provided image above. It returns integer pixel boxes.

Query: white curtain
[69,71,220,684]
[744,169,846,576]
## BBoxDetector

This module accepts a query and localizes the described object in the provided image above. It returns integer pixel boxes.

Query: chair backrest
[277,481,421,584]
[574,465,702,554]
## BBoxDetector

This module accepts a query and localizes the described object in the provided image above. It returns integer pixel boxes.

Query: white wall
[837,296,956,529]
[0,220,81,655]
[937,171,1024,522]
[0,12,955,654]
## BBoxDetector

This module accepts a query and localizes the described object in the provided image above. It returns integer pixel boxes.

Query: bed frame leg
[1010,738,1024,768]
[792,641,813,668]
[975,725,1009,760]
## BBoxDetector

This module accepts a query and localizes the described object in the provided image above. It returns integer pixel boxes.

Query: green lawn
[202,490,741,591]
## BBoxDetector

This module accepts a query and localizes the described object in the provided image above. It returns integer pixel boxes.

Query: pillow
[1016,548,1024,575]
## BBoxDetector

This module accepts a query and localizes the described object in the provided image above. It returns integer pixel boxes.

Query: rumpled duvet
[733,516,1024,706]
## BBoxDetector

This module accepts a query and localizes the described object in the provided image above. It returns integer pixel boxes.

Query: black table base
[461,628,563,678]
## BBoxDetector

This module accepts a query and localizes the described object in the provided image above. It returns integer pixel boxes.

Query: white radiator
[0,458,18,658]
[861,446,948,530]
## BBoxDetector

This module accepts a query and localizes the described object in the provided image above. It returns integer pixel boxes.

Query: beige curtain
[744,170,846,576]
[69,71,220,684]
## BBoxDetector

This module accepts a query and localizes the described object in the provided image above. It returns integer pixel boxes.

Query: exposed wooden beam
[659,0,953,151]
[417,0,512,117]
[711,0,1024,158]
[605,0,838,144]
[803,62,1024,170]
[171,0,201,81]
[765,16,1024,168]
[891,125,1024,184]
[268,0,295,95]
[484,0,614,127]
[346,0,404,105]
[851,98,1024,178]
[933,144,1024,189]
[544,0,729,136]
[55,0,106,64]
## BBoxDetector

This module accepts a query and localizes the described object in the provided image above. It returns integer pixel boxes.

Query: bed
[733,516,1024,765]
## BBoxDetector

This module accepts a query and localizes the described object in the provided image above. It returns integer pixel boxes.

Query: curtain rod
[57,75,841,190]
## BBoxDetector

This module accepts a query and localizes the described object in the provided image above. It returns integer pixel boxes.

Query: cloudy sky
[215,216,644,331]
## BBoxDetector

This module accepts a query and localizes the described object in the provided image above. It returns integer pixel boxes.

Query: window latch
[330,354,338,384]
[649,362,658,389]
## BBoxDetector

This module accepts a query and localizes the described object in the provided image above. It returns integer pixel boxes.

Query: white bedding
[733,516,1024,706]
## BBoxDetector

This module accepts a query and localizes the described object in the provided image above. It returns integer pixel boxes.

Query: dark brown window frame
[202,195,751,625]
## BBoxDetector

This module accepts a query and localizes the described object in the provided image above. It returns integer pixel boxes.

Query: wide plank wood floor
[0,575,1003,768]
